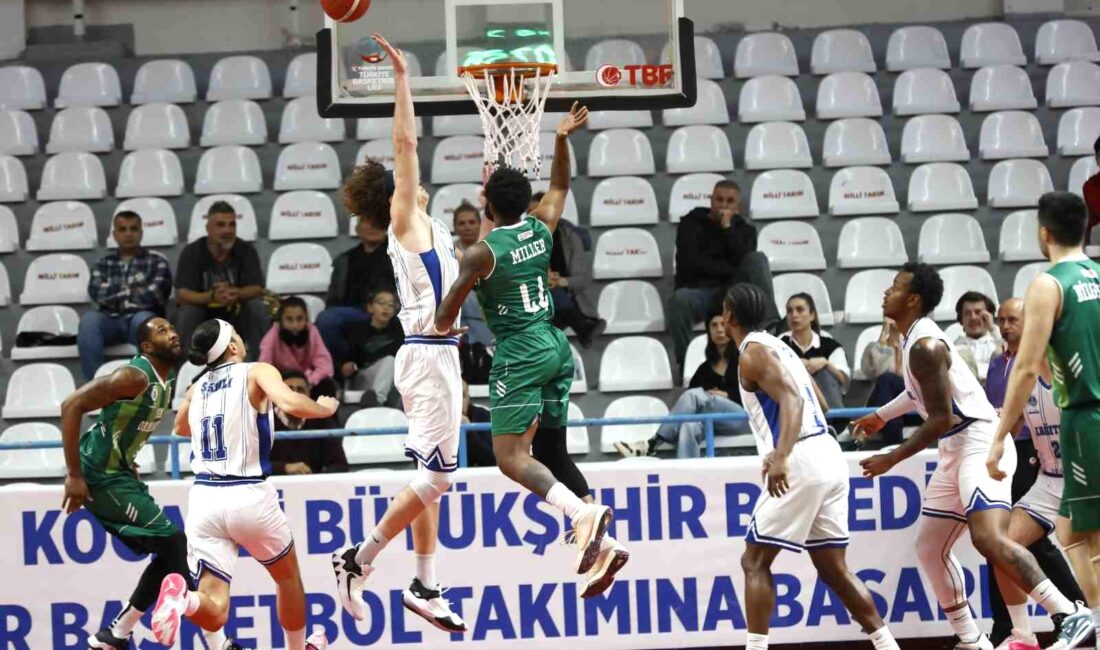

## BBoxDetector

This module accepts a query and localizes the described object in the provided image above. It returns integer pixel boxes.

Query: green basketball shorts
[84,471,179,544]
[488,325,574,436]
[1060,407,1100,532]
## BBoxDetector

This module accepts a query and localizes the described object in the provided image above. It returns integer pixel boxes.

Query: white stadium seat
[194,146,263,194]
[200,100,267,147]
[666,125,733,174]
[837,218,908,269]
[1000,209,1043,262]
[26,201,96,251]
[1014,262,1051,298]
[566,403,589,454]
[811,29,876,75]
[661,36,725,79]
[663,78,729,126]
[900,114,971,163]
[589,129,656,177]
[0,207,17,252]
[669,173,724,223]
[773,274,835,325]
[274,142,342,191]
[738,75,805,123]
[907,163,978,212]
[817,72,883,119]
[584,39,647,70]
[429,183,481,231]
[0,66,46,110]
[1046,61,1100,108]
[987,159,1054,208]
[593,228,663,279]
[11,306,80,360]
[283,52,317,98]
[188,194,258,242]
[55,62,122,108]
[597,280,665,334]
[1057,108,1100,156]
[172,363,204,410]
[36,152,106,201]
[0,259,10,303]
[20,254,90,304]
[0,156,28,203]
[266,243,333,293]
[1035,19,1100,66]
[432,114,483,137]
[0,423,66,477]
[269,191,338,240]
[0,110,38,156]
[735,33,799,78]
[961,23,1027,69]
[682,334,708,386]
[937,266,998,321]
[537,132,579,178]
[109,198,178,248]
[749,169,819,220]
[600,396,669,452]
[569,345,589,395]
[822,118,891,167]
[46,107,113,153]
[279,96,345,143]
[356,138,395,167]
[343,408,409,465]
[431,135,485,184]
[892,68,961,116]
[131,59,197,104]
[828,166,900,216]
[918,214,990,265]
[744,122,812,170]
[530,181,579,224]
[970,65,1037,112]
[301,295,325,322]
[1069,156,1099,197]
[357,116,423,140]
[979,111,1049,160]
[124,103,190,150]
[206,55,272,100]
[851,326,883,380]
[887,26,951,71]
[598,337,673,392]
[116,149,185,198]
[590,176,659,227]
[586,110,654,131]
[845,269,897,323]
[759,221,826,271]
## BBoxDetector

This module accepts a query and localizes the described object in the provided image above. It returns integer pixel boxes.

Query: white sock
[1007,603,1032,637]
[1091,605,1100,627]
[185,591,201,617]
[202,628,227,649]
[745,632,769,650]
[354,531,390,566]
[110,603,143,638]
[545,482,586,520]
[286,626,305,650]
[946,605,981,643]
[869,625,901,650]
[1029,579,1076,616]
[415,553,437,588]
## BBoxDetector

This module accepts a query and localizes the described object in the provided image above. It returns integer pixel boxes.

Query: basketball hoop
[458,62,557,179]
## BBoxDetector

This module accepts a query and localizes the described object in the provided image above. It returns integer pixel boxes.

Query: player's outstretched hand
[859,453,894,478]
[986,437,1008,481]
[316,395,340,417]
[556,102,589,138]
[371,33,408,75]
[62,473,92,514]
[851,412,885,442]
[763,453,790,498]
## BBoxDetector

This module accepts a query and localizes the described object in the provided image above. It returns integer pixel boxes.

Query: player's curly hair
[484,166,532,223]
[343,158,391,229]
[901,262,944,317]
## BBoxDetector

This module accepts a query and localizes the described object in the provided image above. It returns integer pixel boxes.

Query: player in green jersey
[435,102,629,598]
[61,317,234,650]
[988,192,1100,648]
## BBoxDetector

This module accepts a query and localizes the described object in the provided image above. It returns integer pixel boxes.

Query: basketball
[320,0,371,23]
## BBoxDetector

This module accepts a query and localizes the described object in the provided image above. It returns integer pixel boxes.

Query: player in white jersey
[150,319,337,650]
[330,33,467,634]
[723,283,901,650]
[854,263,1091,650]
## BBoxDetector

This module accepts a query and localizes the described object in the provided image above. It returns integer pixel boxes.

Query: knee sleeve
[410,466,454,505]
[533,427,590,499]
[915,517,969,607]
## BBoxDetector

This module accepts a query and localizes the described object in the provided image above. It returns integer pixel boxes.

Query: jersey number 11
[199,415,227,462]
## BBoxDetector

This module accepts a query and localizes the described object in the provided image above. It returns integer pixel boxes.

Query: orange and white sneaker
[581,536,630,599]
[571,504,613,574]
[150,573,189,646]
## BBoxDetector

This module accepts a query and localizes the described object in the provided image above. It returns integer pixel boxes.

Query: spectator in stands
[174,201,268,359]
[859,317,914,447]
[1085,136,1100,244]
[269,370,348,475]
[316,215,396,365]
[452,201,493,351]
[337,289,403,407]
[670,179,776,372]
[780,293,850,408]
[259,296,335,389]
[620,312,748,459]
[952,291,1001,381]
[77,211,173,379]
[461,380,494,467]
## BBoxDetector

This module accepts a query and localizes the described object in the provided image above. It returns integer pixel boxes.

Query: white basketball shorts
[922,419,1017,523]
[747,433,850,553]
[186,480,294,583]
[393,339,462,472]
[1016,472,1065,534]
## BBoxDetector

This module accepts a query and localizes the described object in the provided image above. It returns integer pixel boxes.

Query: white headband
[207,319,234,364]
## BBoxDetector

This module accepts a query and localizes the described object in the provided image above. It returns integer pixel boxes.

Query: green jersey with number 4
[1046,257,1100,410]
[476,215,556,339]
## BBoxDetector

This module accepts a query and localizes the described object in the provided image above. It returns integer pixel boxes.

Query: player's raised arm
[530,102,588,234]
[250,362,339,420]
[435,241,493,335]
[372,33,422,238]
[738,343,805,497]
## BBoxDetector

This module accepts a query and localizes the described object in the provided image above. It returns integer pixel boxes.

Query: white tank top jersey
[1024,376,1063,477]
[737,331,829,456]
[387,214,461,340]
[901,318,997,438]
[188,362,273,482]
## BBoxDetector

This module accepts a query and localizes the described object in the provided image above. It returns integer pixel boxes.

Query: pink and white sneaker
[151,573,189,646]
[993,629,1040,650]
[305,630,329,649]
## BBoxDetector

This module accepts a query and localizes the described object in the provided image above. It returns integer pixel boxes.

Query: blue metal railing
[0,408,876,479]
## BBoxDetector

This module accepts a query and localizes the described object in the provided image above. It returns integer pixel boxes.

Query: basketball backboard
[317,0,695,117]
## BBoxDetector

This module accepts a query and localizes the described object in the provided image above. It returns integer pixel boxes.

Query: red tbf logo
[596,64,674,88]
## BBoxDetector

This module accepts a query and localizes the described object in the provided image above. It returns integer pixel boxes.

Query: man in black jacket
[670,180,776,372]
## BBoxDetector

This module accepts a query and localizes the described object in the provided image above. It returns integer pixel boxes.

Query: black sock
[533,426,590,499]
[129,532,189,611]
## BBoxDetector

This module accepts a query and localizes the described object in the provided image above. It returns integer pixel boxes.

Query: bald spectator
[952,291,1001,382]
[1084,136,1100,244]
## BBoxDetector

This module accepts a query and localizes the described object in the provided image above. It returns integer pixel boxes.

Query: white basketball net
[459,64,556,179]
